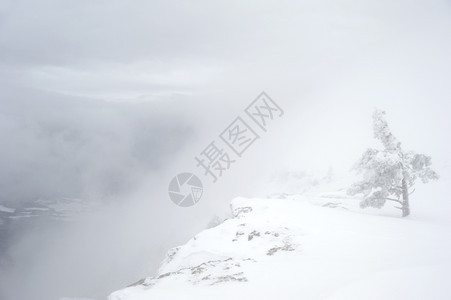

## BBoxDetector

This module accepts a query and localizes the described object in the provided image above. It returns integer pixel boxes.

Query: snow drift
[109,195,451,300]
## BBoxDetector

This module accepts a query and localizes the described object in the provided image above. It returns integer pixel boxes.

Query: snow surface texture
[109,196,451,300]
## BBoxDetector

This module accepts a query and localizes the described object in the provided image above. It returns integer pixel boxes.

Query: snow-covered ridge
[109,196,451,300]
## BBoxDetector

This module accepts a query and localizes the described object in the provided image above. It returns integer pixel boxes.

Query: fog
[0,0,450,299]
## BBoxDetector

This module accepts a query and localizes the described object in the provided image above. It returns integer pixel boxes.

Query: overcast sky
[1,0,451,299]
[2,0,450,200]
[0,0,448,101]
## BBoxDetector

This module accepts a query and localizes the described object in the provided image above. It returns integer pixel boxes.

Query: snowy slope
[109,196,451,300]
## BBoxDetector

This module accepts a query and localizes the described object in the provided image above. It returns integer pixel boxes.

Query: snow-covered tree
[348,109,439,217]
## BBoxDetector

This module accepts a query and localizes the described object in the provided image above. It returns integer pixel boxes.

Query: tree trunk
[401,177,410,217]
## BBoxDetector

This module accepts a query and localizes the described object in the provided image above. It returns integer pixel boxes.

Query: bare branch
[385,198,403,204]
[394,206,403,210]
[409,188,416,195]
